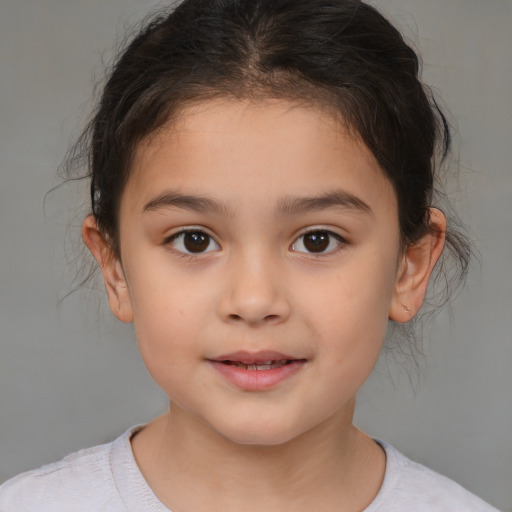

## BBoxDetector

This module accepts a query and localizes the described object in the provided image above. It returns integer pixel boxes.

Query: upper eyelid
[293,226,348,241]
[290,228,350,256]
[164,226,217,241]
[165,228,221,256]
[290,229,346,252]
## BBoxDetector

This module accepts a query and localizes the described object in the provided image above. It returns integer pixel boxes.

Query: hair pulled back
[81,0,469,296]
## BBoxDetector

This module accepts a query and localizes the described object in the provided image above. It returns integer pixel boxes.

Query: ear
[82,215,134,323]
[389,208,446,323]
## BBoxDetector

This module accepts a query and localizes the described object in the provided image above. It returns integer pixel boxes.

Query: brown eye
[303,231,329,252]
[184,232,209,252]
[291,230,344,254]
[169,230,220,254]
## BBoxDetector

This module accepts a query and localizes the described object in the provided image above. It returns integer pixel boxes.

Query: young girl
[0,0,500,510]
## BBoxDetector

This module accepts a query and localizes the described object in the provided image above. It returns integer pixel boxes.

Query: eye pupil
[304,231,329,252]
[184,232,209,252]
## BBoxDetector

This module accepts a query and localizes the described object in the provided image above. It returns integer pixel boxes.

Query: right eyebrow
[142,191,232,216]
[276,190,373,216]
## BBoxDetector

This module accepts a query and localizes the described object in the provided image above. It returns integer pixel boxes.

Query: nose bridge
[218,244,290,325]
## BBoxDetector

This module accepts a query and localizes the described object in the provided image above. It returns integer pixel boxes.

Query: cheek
[125,268,213,381]
[298,255,396,371]
[304,260,394,327]
[132,289,205,345]
[133,301,206,405]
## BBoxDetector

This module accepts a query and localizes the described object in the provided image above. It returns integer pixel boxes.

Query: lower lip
[208,360,306,391]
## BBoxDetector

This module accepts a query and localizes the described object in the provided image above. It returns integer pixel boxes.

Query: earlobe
[389,208,446,323]
[82,215,134,323]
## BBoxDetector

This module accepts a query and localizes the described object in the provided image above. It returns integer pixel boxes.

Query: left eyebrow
[143,191,232,216]
[276,190,373,216]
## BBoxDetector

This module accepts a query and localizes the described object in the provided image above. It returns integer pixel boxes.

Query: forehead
[125,99,397,216]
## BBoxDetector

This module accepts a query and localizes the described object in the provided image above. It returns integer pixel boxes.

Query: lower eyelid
[291,230,347,254]
[165,229,220,254]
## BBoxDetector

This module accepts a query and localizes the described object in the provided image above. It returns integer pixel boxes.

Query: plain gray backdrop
[1,0,511,509]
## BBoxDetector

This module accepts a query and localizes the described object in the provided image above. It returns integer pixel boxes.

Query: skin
[83,99,445,511]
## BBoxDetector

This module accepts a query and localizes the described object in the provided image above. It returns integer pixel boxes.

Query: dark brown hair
[71,0,470,303]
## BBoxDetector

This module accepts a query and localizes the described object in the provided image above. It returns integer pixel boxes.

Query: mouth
[220,359,294,370]
[208,351,307,390]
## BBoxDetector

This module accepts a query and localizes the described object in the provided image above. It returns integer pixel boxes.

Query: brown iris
[303,231,330,252]
[183,231,210,253]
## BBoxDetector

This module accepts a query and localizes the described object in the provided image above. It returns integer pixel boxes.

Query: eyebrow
[143,191,232,216]
[142,189,372,217]
[276,191,372,216]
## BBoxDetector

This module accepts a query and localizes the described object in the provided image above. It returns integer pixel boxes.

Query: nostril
[219,287,291,325]
[264,314,279,322]
[227,313,280,324]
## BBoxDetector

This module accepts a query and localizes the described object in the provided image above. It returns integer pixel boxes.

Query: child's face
[102,100,410,445]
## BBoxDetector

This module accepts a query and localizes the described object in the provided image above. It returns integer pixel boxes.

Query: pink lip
[208,351,307,391]
[211,350,297,365]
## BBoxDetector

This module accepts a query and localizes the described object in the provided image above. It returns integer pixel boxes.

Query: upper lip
[209,350,303,365]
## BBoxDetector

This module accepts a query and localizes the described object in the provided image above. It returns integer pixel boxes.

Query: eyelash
[290,229,347,255]
[164,228,220,257]
[164,228,347,257]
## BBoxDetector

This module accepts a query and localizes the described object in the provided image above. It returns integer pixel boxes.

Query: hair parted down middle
[67,0,469,314]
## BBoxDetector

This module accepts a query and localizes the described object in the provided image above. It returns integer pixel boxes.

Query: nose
[217,249,291,326]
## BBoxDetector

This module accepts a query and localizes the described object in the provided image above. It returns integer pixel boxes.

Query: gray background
[0,0,510,509]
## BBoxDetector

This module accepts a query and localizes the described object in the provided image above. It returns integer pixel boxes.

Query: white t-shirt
[0,426,499,511]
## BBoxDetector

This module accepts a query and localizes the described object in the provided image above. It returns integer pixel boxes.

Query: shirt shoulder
[366,441,500,511]
[0,438,125,512]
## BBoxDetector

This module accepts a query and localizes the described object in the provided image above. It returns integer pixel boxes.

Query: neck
[131,402,385,512]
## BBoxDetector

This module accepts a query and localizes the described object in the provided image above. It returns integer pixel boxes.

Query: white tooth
[239,361,291,370]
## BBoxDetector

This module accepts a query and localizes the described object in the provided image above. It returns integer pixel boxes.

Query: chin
[211,416,309,448]
[223,430,298,447]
